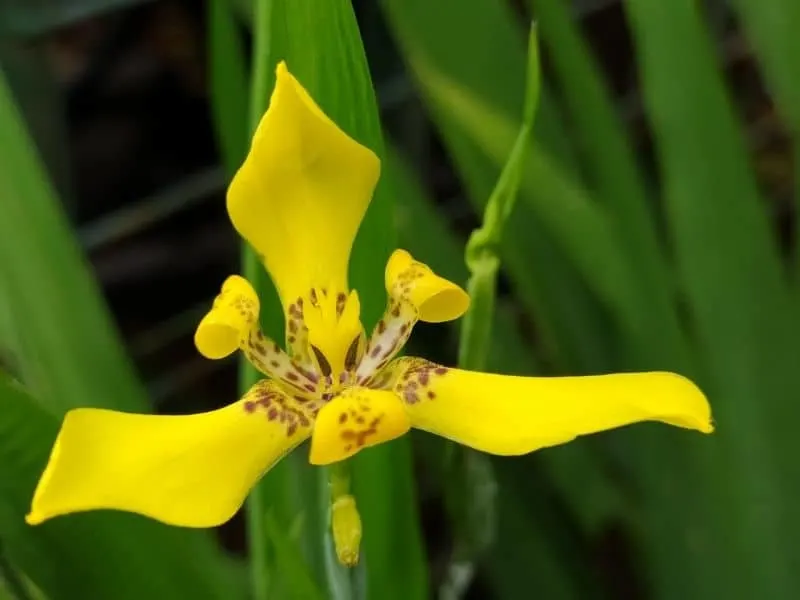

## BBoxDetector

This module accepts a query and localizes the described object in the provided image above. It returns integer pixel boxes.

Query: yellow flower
[26,61,713,531]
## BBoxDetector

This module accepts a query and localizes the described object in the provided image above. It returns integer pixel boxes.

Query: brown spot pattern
[337,397,386,450]
[387,357,450,405]
[242,379,316,437]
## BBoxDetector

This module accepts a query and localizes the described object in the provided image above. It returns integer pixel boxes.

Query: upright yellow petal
[387,358,712,455]
[27,380,314,528]
[309,388,410,465]
[226,62,380,308]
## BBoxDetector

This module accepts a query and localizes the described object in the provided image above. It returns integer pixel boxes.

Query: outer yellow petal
[388,358,713,455]
[385,249,470,323]
[27,380,313,527]
[309,388,410,465]
[227,61,380,307]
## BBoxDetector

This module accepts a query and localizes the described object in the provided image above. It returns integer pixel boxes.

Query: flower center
[257,284,421,405]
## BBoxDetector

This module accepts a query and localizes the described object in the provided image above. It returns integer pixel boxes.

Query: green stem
[441,24,540,600]
[330,461,352,501]
[243,1,274,599]
[460,23,539,369]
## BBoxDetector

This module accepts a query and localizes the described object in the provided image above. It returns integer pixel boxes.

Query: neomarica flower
[27,62,713,536]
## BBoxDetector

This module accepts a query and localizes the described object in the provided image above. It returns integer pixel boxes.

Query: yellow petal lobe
[226,61,380,308]
[385,249,469,323]
[388,358,712,455]
[309,388,410,465]
[26,380,313,527]
[194,274,258,359]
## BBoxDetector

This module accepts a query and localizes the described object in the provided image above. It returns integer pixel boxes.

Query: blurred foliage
[1,0,799,599]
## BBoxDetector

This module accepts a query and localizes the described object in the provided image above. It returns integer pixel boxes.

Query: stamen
[355,299,417,385]
[241,327,319,395]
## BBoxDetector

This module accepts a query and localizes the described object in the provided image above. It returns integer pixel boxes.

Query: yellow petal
[27,380,314,527]
[194,274,259,359]
[388,358,712,455]
[227,61,380,308]
[385,249,470,323]
[309,388,410,465]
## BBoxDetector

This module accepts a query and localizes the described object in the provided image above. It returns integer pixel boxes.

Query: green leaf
[622,0,799,595]
[0,67,147,415]
[0,377,239,600]
[264,512,325,600]
[0,61,239,600]
[530,0,689,368]
[208,0,250,177]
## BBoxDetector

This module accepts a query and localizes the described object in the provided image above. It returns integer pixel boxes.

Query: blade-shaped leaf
[622,0,800,595]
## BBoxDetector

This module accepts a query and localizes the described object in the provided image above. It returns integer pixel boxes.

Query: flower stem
[443,23,540,600]
[243,1,274,599]
[459,23,538,370]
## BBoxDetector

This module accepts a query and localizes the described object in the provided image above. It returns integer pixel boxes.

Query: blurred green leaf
[264,512,325,600]
[724,0,800,274]
[0,0,149,36]
[728,0,800,137]
[0,67,147,416]
[623,0,800,596]
[0,377,238,600]
[0,61,239,600]
[208,0,249,177]
[530,0,689,368]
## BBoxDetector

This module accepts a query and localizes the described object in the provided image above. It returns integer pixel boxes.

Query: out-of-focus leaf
[0,62,239,600]
[0,377,239,600]
[0,0,150,36]
[263,512,325,600]
[530,0,689,368]
[623,0,799,596]
[727,0,800,137]
[0,42,73,211]
[208,0,249,177]
[0,67,146,415]
[724,0,800,275]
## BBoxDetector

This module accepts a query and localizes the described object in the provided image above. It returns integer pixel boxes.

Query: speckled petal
[309,388,409,465]
[226,61,380,309]
[387,358,713,455]
[27,380,313,528]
